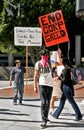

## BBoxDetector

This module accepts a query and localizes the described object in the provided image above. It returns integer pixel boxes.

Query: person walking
[50,48,64,114]
[34,48,54,128]
[50,66,62,114]
[52,58,82,121]
[10,60,26,105]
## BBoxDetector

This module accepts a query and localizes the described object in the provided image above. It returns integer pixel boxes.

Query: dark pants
[53,84,82,119]
[13,82,24,103]
[39,85,53,122]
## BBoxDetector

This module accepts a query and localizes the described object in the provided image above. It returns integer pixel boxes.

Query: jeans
[39,85,53,122]
[13,82,24,103]
[53,84,82,119]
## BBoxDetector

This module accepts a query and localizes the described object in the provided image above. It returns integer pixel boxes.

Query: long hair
[62,58,73,68]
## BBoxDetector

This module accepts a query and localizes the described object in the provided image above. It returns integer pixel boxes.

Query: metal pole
[67,41,70,59]
[26,46,28,88]
[75,35,81,65]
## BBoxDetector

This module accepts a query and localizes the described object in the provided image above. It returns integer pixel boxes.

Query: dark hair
[62,58,73,68]
[52,66,57,77]
[39,49,49,56]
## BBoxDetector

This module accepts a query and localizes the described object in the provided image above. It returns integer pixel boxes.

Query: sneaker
[41,122,46,129]
[49,108,54,115]
[50,111,53,115]
[19,102,23,105]
[74,117,82,121]
[46,118,51,122]
[50,113,58,119]
[13,102,17,105]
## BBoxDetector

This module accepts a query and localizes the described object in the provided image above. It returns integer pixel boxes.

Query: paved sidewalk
[0,97,84,130]
[0,81,84,130]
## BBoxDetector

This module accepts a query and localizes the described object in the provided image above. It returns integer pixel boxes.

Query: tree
[0,0,4,13]
[0,0,84,64]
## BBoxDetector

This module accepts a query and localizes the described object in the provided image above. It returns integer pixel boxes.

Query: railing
[0,67,34,80]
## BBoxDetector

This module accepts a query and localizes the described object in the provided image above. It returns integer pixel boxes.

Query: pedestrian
[50,48,64,114]
[10,60,26,105]
[50,66,61,114]
[52,58,82,121]
[34,48,54,128]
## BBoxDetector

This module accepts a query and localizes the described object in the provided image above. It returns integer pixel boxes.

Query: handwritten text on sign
[39,10,69,47]
[14,27,42,46]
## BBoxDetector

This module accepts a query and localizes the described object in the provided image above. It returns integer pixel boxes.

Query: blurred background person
[10,60,26,105]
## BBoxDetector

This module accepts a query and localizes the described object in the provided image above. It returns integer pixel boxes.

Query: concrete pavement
[0,97,84,130]
[0,80,84,130]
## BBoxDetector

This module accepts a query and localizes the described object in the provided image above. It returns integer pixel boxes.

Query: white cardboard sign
[50,51,58,62]
[14,27,42,46]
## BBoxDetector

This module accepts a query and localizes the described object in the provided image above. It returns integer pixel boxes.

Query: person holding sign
[51,58,82,121]
[10,60,26,105]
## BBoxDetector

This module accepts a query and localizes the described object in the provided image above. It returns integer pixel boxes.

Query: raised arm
[57,48,62,65]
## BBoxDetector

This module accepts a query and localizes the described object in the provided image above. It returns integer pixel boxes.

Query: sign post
[26,46,28,86]
[14,27,42,88]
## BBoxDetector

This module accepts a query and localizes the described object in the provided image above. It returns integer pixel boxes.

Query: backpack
[71,68,82,85]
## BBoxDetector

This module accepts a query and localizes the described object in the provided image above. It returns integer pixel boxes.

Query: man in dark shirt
[10,60,26,105]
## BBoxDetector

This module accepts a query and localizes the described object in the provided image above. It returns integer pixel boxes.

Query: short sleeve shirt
[35,61,53,87]
[10,66,26,84]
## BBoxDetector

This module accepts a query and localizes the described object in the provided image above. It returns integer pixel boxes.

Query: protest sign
[14,27,42,86]
[14,27,42,46]
[39,10,69,47]
[50,51,58,62]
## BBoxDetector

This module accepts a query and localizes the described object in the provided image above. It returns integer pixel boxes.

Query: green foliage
[0,0,4,13]
[0,0,84,58]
